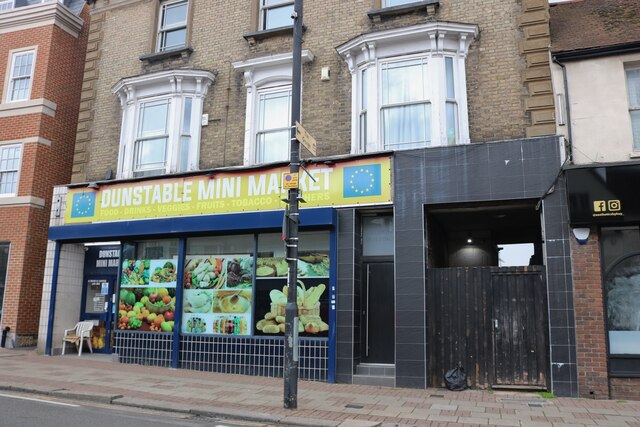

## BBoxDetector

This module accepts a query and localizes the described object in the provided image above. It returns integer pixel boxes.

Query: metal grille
[180,335,328,381]
[113,331,173,367]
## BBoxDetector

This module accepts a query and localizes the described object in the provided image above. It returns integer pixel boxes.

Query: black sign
[83,245,120,276]
[566,165,640,225]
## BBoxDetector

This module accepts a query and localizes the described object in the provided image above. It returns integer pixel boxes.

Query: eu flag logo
[71,192,96,218]
[343,164,382,198]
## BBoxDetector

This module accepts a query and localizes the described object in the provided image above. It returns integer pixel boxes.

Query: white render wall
[551,52,640,165]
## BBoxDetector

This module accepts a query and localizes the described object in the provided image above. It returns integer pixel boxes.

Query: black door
[362,262,394,363]
[492,270,548,387]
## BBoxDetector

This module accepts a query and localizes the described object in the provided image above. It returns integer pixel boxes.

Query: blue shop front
[42,154,392,382]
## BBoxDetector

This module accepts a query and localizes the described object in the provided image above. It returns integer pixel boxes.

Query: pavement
[0,349,639,427]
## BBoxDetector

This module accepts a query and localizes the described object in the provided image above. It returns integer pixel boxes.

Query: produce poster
[182,255,253,335]
[117,259,177,332]
[255,254,330,337]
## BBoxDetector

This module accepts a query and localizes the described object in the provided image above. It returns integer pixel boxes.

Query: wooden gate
[426,266,548,389]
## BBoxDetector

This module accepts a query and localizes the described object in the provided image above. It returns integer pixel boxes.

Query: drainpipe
[552,56,573,163]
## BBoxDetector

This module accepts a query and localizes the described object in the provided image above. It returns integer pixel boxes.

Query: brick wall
[610,378,640,401]
[570,227,609,399]
[0,5,89,344]
[76,0,551,182]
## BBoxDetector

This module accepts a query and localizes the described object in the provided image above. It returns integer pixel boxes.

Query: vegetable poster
[118,259,177,332]
[182,255,253,335]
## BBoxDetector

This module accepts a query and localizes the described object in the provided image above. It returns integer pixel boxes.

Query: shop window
[601,227,640,356]
[337,22,477,154]
[232,50,314,165]
[118,239,178,333]
[6,49,35,103]
[255,232,330,336]
[0,144,21,196]
[156,0,189,52]
[0,243,8,323]
[626,67,640,151]
[113,70,214,179]
[183,235,254,335]
[260,0,293,30]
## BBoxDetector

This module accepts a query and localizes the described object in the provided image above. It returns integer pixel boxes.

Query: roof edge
[553,41,640,61]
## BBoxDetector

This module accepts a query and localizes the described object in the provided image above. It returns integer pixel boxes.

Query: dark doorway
[427,266,548,389]
[362,262,395,363]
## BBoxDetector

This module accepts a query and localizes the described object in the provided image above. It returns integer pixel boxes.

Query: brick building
[551,0,640,400]
[39,0,578,396]
[0,0,88,347]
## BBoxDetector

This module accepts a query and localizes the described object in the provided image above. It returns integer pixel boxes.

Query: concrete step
[352,374,395,387]
[355,363,395,377]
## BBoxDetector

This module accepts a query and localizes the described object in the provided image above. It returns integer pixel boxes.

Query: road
[0,392,276,427]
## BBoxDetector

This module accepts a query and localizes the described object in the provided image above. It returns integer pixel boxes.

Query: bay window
[338,22,478,154]
[113,70,214,179]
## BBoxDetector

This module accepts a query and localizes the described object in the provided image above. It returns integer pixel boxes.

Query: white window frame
[0,143,22,197]
[259,0,293,31]
[0,1,14,12]
[337,22,478,154]
[255,85,292,164]
[232,50,314,166]
[383,0,416,7]
[626,66,640,151]
[113,70,214,179]
[156,0,189,52]
[5,49,36,103]
[379,55,432,150]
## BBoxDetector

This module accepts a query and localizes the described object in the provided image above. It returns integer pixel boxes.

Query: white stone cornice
[0,1,84,38]
[0,98,57,118]
[112,69,215,99]
[0,196,46,208]
[231,50,315,73]
[0,136,51,146]
[336,21,479,62]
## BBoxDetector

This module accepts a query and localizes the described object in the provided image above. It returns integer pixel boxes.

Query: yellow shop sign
[66,156,392,224]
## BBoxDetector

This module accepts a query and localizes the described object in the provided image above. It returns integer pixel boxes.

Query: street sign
[295,121,317,156]
[282,172,299,189]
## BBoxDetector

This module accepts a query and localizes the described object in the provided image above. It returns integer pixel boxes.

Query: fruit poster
[182,255,253,335]
[117,259,177,332]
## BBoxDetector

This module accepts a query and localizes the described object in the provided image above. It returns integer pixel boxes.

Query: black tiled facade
[335,137,577,396]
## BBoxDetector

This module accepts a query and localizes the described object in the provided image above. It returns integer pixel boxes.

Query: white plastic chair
[61,321,94,356]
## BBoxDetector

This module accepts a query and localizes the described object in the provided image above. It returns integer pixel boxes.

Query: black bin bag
[444,364,468,391]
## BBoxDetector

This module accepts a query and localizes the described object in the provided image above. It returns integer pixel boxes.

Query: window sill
[368,0,439,20]
[629,151,640,159]
[139,46,194,63]
[243,25,299,44]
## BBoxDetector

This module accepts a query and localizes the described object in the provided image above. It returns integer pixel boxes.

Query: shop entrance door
[362,262,395,364]
[80,275,116,353]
